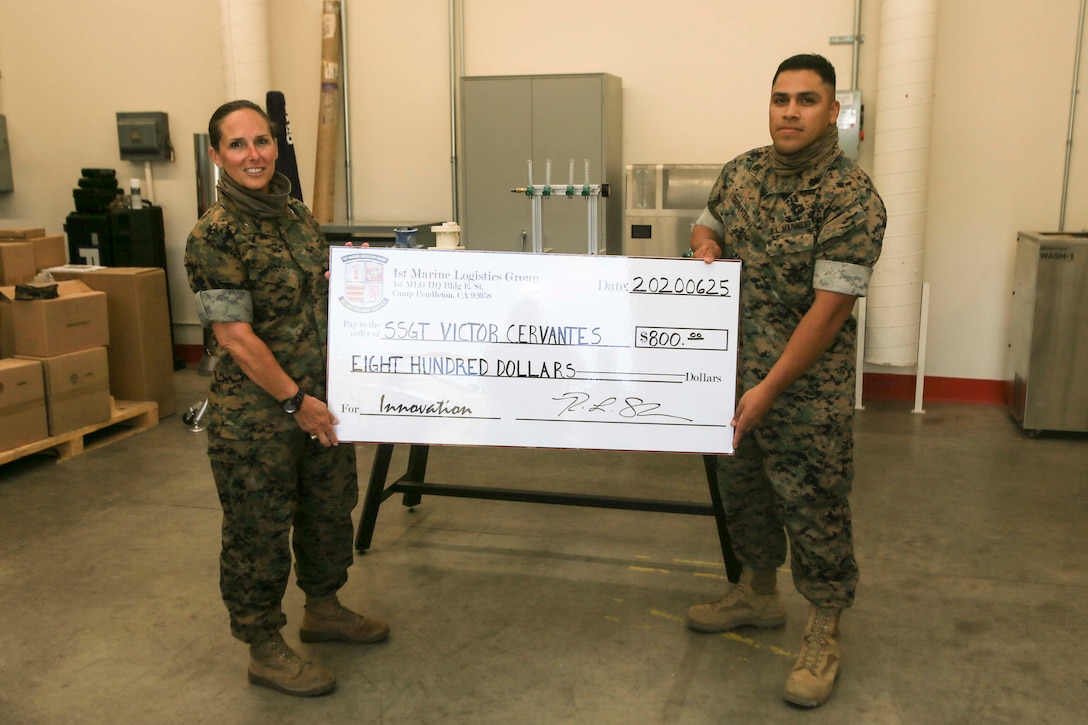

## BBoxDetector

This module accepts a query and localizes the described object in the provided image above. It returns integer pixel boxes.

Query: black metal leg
[400,444,430,508]
[355,444,739,576]
[355,443,395,552]
[703,454,743,583]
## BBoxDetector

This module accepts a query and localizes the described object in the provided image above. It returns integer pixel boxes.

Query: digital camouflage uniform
[700,140,885,609]
[185,190,358,644]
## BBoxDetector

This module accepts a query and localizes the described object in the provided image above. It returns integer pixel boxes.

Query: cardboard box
[0,279,109,358]
[17,347,111,436]
[0,242,37,285]
[49,267,175,416]
[0,228,45,240]
[0,358,49,450]
[28,234,68,271]
[0,303,12,358]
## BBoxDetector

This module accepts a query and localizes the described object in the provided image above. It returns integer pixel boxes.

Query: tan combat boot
[685,568,786,633]
[300,594,391,644]
[248,632,336,697]
[783,605,842,707]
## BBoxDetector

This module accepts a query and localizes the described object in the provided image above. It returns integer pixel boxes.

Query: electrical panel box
[116,112,172,161]
[0,115,13,192]
[836,90,862,161]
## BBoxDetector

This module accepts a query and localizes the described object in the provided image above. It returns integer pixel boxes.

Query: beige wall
[0,0,225,345]
[1,0,1085,382]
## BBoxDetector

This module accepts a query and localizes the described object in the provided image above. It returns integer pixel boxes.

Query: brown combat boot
[783,605,842,707]
[300,594,390,644]
[685,568,786,633]
[248,633,336,697]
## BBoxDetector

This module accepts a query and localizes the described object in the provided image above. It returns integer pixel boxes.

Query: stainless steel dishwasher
[1007,231,1088,433]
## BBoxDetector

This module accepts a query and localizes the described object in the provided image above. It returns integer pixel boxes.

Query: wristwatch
[280,388,305,415]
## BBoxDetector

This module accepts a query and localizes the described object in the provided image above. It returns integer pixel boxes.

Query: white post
[912,282,931,414]
[531,195,543,253]
[587,195,599,255]
[855,296,867,410]
[144,161,155,205]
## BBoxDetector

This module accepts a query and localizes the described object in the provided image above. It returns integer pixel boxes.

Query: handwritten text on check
[327,248,740,454]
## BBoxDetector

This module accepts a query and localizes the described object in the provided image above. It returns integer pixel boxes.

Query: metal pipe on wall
[449,0,463,223]
[851,0,862,90]
[194,133,220,218]
[340,0,354,224]
[459,0,465,89]
[1060,0,1086,231]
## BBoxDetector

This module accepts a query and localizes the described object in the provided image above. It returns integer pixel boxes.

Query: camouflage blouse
[700,144,886,426]
[185,195,330,440]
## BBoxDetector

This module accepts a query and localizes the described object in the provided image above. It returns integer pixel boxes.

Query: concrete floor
[0,366,1086,724]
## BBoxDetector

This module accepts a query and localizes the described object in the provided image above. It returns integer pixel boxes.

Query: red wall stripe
[863,373,1006,405]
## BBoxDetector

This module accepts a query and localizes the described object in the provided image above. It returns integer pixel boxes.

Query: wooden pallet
[0,399,159,465]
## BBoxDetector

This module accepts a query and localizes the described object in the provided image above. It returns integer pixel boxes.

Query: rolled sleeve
[195,289,254,326]
[695,207,725,237]
[813,260,872,296]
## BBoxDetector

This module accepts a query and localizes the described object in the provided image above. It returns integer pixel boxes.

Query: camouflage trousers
[716,421,857,608]
[208,432,358,644]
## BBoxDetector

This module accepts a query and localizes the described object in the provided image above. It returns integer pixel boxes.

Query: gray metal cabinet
[1007,231,1088,433]
[461,73,622,254]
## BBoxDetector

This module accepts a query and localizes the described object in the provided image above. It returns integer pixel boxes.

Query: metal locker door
[461,77,533,252]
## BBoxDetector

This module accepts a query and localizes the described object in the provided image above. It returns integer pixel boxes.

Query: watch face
[282,391,303,414]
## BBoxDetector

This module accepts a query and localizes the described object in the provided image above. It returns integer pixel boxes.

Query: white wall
[2,0,1086,382]
[924,0,1088,380]
[0,0,225,344]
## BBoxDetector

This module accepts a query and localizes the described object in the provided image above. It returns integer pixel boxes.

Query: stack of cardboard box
[1,278,111,441]
[0,358,50,450]
[0,227,177,454]
[49,266,177,419]
[0,228,67,285]
[1,227,97,449]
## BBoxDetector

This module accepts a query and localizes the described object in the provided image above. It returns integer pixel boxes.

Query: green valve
[581,185,590,197]
[682,248,694,258]
[566,185,575,197]
[542,186,552,197]
[525,186,533,198]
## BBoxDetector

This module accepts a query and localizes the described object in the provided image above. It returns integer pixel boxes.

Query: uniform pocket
[766,222,817,302]
[243,239,306,343]
[249,255,303,294]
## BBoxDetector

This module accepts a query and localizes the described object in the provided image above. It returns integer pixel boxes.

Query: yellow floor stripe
[647,610,795,659]
[629,565,670,574]
[672,558,724,567]
[649,609,685,624]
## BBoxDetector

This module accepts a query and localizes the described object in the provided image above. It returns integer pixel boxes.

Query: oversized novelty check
[327,248,740,454]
